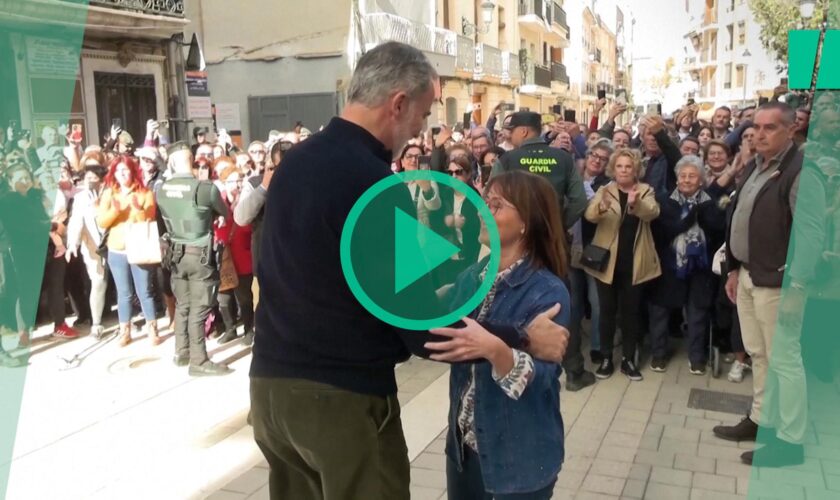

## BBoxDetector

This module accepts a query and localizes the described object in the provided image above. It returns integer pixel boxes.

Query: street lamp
[799,0,816,19]
[739,49,751,107]
[462,1,496,36]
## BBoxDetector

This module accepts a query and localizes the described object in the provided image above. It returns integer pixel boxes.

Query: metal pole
[742,64,747,107]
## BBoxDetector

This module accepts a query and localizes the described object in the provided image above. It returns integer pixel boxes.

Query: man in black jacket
[249,42,569,500]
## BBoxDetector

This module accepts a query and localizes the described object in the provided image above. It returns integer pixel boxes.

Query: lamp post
[462,1,496,36]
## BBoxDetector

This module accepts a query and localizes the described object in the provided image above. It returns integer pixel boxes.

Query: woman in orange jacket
[96,155,159,346]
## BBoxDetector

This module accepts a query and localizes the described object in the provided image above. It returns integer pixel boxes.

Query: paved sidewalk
[209,340,840,500]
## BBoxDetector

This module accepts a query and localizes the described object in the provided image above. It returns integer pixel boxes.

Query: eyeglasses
[447,168,465,176]
[588,153,610,163]
[404,153,420,160]
[225,179,243,185]
[249,150,266,155]
[483,197,516,214]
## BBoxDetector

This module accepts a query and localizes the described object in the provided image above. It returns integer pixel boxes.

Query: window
[736,65,745,87]
[724,63,732,89]
[738,21,746,45]
[726,24,734,51]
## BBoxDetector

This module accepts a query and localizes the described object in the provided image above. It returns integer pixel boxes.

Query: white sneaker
[728,360,748,382]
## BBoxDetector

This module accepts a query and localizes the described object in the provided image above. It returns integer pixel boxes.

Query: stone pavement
[209,337,840,500]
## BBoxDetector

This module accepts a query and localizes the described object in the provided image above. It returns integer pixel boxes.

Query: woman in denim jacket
[427,170,570,499]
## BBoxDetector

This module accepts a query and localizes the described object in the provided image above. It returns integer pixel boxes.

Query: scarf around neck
[670,189,711,278]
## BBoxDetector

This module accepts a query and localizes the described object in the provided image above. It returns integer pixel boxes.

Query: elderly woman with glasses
[648,155,727,374]
[247,141,267,172]
[566,140,614,388]
[399,143,440,228]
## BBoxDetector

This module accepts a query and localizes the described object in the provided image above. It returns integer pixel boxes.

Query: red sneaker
[53,323,79,339]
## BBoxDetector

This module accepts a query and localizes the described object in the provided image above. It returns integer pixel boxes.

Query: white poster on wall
[215,103,241,131]
[188,96,213,119]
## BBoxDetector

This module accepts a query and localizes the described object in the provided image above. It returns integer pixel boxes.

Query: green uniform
[156,173,228,366]
[492,136,587,230]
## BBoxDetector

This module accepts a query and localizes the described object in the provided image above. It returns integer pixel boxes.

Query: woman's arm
[141,189,156,221]
[629,186,660,221]
[420,182,442,211]
[96,188,120,229]
[584,186,612,223]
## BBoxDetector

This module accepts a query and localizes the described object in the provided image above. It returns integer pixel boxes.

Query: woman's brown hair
[484,170,568,278]
[703,139,731,160]
[448,155,473,177]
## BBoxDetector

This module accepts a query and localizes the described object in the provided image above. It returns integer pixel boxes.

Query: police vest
[499,141,574,195]
[155,176,215,247]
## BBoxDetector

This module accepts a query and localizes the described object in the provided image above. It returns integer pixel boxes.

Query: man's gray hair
[674,154,706,184]
[347,42,438,107]
[757,101,796,126]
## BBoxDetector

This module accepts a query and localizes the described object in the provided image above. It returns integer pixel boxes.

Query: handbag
[125,221,162,265]
[580,196,625,273]
[219,245,239,291]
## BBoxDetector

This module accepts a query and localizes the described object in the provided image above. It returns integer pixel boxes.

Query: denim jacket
[444,257,569,495]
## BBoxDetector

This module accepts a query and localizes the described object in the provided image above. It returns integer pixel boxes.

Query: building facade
[683,0,780,111]
[0,0,190,150]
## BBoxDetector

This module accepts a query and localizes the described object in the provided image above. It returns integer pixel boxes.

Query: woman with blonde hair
[584,148,661,381]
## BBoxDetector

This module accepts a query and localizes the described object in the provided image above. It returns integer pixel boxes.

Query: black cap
[504,111,542,131]
[167,141,191,156]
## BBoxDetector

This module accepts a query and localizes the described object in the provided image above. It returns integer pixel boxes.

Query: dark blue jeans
[447,446,556,500]
[649,277,711,364]
[108,250,156,324]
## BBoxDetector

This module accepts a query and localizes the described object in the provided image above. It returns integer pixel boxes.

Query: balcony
[456,35,476,74]
[582,82,596,96]
[361,13,457,57]
[475,43,504,81]
[501,52,521,86]
[518,0,549,34]
[520,58,552,92]
[551,62,569,84]
[548,2,570,46]
[88,0,184,17]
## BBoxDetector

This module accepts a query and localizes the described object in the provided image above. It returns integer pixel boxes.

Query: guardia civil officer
[156,142,232,376]
[492,110,595,391]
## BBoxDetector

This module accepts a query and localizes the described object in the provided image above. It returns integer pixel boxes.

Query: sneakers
[218,330,239,344]
[741,438,804,467]
[0,351,25,368]
[621,358,643,381]
[173,353,190,367]
[188,361,233,377]
[595,358,615,379]
[728,360,749,383]
[689,361,707,376]
[565,370,597,392]
[650,358,668,372]
[590,349,604,365]
[242,330,255,346]
[53,323,79,340]
[713,415,759,442]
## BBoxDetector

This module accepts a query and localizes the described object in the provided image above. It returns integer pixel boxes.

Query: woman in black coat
[648,155,727,374]
[435,156,482,287]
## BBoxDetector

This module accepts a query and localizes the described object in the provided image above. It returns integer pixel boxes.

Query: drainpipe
[166,34,189,142]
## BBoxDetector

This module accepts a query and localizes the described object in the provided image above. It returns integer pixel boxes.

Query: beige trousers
[737,269,807,443]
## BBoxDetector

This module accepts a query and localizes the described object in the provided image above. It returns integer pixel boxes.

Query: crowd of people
[0,117,300,370]
[1,39,838,499]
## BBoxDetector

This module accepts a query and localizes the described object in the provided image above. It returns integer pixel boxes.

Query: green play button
[340,170,500,330]
[393,207,460,294]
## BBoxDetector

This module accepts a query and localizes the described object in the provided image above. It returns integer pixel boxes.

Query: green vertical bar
[749,5,840,497]
[0,0,88,497]
[788,30,820,90]
[816,30,840,89]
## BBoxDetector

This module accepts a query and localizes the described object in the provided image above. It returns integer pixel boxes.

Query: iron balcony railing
[552,2,569,32]
[475,43,503,80]
[522,58,551,88]
[87,0,184,17]
[519,0,546,20]
[361,13,457,57]
[551,62,569,84]
[456,35,476,73]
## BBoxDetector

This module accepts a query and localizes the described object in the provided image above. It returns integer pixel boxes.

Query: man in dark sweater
[249,41,569,500]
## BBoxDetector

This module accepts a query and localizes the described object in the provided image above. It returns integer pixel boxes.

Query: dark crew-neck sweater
[250,117,522,397]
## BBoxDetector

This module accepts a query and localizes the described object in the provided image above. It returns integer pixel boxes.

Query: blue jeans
[108,250,156,323]
[447,446,555,500]
[569,267,600,352]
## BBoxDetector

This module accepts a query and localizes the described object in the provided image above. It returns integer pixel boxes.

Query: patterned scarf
[670,189,711,279]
